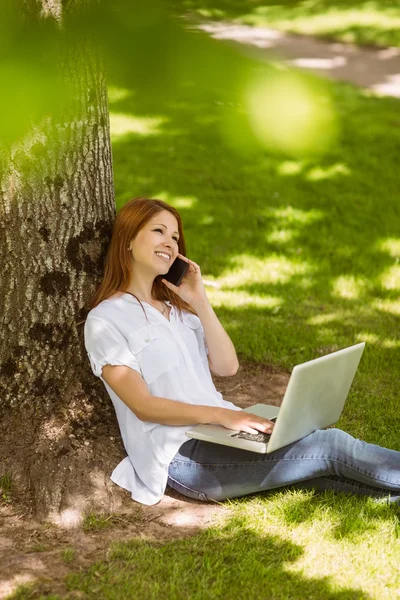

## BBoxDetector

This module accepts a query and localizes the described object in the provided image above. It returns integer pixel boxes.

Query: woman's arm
[103,363,221,425]
[161,254,239,377]
[102,364,274,433]
[192,296,239,377]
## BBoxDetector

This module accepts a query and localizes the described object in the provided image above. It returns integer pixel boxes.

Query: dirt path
[200,21,400,97]
[0,362,289,599]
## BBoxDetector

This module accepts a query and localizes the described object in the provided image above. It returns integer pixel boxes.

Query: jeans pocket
[167,475,208,502]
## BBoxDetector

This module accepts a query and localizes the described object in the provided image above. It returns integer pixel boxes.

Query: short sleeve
[84,316,141,378]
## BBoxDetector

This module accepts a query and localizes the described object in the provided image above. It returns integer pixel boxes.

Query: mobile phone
[163,256,189,286]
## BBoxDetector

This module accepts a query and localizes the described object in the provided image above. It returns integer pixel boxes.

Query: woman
[84,197,400,505]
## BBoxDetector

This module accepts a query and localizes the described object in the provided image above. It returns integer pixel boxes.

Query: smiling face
[129,209,180,277]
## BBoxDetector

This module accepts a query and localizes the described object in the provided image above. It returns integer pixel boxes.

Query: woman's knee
[311,427,352,441]
[298,427,356,455]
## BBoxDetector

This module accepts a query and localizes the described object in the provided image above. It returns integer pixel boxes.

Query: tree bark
[0,1,123,523]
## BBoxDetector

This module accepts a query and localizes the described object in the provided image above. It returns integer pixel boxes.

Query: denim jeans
[167,428,400,503]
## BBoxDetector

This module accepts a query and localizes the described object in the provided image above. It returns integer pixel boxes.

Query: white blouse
[84,292,241,505]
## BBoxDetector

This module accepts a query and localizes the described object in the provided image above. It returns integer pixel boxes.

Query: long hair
[90,197,197,317]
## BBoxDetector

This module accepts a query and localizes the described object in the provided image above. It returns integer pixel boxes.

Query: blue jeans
[167,428,400,503]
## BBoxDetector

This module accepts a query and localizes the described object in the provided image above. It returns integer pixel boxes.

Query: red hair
[90,197,197,317]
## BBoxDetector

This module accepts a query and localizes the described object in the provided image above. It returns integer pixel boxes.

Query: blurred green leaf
[0,0,338,159]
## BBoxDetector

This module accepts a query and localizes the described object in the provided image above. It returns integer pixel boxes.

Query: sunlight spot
[271,206,324,225]
[218,255,311,293]
[291,56,347,70]
[152,192,197,209]
[207,289,282,309]
[199,22,284,48]
[355,332,400,348]
[276,161,304,176]
[164,511,204,526]
[382,338,400,349]
[108,86,133,104]
[355,332,379,344]
[378,48,400,60]
[197,8,225,20]
[308,312,339,325]
[200,215,214,225]
[316,327,336,341]
[221,254,310,287]
[381,265,400,290]
[306,163,350,181]
[332,275,364,299]
[49,507,83,528]
[377,238,400,258]
[267,229,294,244]
[173,196,197,209]
[41,417,68,442]
[372,74,400,99]
[0,573,37,599]
[297,276,314,289]
[47,494,89,528]
[373,299,400,316]
[110,113,167,139]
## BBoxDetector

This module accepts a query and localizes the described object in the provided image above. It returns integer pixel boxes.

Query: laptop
[186,343,365,454]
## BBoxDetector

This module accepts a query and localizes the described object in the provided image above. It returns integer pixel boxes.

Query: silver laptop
[186,343,365,454]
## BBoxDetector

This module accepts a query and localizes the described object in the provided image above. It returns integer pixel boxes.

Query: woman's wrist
[200,406,226,425]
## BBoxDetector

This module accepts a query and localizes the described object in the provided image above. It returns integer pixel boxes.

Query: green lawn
[176,0,400,47]
[108,76,400,452]
[9,24,400,600]
[10,493,400,599]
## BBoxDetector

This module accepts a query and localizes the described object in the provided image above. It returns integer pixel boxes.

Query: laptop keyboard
[231,431,272,443]
[231,418,276,444]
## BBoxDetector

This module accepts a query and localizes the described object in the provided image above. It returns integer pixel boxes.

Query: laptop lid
[266,342,365,452]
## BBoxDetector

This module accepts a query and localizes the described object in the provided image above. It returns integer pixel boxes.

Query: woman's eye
[154,229,179,243]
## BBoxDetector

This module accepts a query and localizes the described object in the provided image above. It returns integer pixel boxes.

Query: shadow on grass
[8,518,371,599]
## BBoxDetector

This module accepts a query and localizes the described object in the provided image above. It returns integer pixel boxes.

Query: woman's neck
[126,272,156,304]
[125,289,155,304]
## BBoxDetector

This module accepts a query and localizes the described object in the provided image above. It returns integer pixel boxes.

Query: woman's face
[129,209,180,276]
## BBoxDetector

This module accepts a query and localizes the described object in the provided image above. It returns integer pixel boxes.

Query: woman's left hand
[161,253,207,308]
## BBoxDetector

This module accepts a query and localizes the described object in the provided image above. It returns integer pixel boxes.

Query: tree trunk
[0,1,124,523]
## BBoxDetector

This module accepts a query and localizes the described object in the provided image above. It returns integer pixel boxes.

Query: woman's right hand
[217,408,275,435]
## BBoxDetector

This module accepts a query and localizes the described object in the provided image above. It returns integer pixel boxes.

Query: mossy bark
[0,0,123,521]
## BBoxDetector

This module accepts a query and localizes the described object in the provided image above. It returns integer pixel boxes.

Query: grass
[82,510,143,532]
[82,512,121,532]
[108,73,400,451]
[7,16,400,600]
[64,495,400,599]
[9,492,399,599]
[0,472,12,504]
[175,0,400,47]
[60,549,76,565]
[27,543,51,553]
